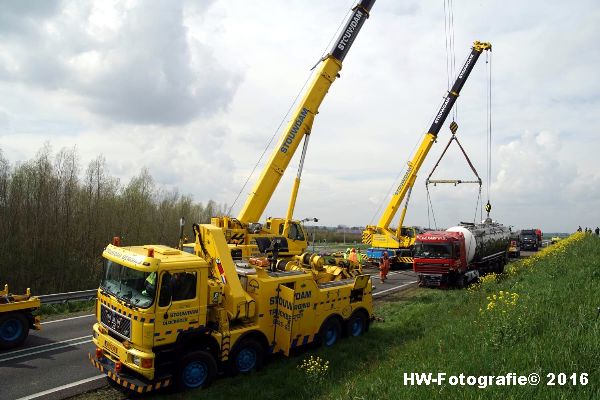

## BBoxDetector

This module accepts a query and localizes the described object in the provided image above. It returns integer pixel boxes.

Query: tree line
[306,227,362,245]
[0,145,225,295]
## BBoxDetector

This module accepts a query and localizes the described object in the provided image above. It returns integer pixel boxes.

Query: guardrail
[38,289,97,305]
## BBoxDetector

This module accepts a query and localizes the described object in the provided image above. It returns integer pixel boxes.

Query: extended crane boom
[211,1,376,259]
[363,41,491,266]
[237,0,375,223]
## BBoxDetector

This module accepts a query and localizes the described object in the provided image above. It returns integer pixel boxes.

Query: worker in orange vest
[379,251,390,283]
[348,248,358,264]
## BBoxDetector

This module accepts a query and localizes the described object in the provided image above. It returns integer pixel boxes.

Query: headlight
[93,330,98,339]
[131,355,153,368]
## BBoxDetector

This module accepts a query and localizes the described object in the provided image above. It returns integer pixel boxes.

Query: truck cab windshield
[414,243,453,259]
[100,260,155,309]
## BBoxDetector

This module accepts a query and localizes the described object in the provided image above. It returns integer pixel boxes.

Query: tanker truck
[413,219,510,287]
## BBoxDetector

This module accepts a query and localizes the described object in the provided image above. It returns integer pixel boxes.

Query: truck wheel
[176,350,217,391]
[228,338,264,375]
[346,310,368,337]
[456,274,466,289]
[0,312,29,350]
[497,262,505,274]
[319,317,342,347]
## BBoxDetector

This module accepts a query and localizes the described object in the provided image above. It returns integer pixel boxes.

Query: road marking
[15,375,106,400]
[0,337,92,363]
[41,314,95,325]
[373,281,418,297]
[0,335,91,357]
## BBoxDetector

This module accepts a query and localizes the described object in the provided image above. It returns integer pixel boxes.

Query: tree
[0,146,225,294]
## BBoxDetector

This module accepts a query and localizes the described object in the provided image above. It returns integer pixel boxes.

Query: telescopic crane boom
[212,1,376,258]
[238,0,375,223]
[362,41,492,266]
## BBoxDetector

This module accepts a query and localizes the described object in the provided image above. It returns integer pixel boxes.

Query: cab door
[154,270,201,346]
[280,221,307,253]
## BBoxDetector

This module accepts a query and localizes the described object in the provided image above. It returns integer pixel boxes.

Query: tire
[456,273,466,289]
[497,261,505,274]
[346,310,368,337]
[0,312,29,350]
[228,338,264,375]
[176,350,217,391]
[319,317,342,347]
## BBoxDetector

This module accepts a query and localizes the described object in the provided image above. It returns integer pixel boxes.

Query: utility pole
[301,217,319,253]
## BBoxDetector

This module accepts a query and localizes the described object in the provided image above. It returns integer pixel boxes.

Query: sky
[1,0,599,233]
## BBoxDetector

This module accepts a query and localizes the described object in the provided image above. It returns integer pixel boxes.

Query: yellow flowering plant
[478,290,524,348]
[297,355,330,383]
[469,232,585,292]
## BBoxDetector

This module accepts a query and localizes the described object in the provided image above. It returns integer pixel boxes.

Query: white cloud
[1,0,599,233]
[0,0,241,125]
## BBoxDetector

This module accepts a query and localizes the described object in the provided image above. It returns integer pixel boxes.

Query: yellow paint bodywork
[92,224,373,388]
[0,284,41,318]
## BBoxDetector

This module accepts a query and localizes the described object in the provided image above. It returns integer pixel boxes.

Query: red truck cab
[413,231,466,287]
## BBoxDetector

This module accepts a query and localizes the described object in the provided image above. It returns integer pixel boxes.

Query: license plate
[103,340,119,356]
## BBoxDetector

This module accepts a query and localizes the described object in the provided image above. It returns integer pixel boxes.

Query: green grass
[80,234,600,400]
[37,299,95,319]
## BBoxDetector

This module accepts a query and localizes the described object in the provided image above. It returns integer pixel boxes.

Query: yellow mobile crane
[211,0,375,260]
[362,41,492,267]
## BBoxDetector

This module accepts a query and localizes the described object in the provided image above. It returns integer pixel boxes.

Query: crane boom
[376,41,491,230]
[237,0,375,223]
[363,41,491,264]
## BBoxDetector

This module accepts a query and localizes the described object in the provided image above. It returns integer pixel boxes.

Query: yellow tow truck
[0,284,41,349]
[89,224,373,392]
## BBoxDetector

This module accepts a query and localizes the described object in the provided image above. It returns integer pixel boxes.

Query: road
[0,313,104,400]
[0,268,417,400]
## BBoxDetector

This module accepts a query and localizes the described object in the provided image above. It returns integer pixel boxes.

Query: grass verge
[37,299,95,320]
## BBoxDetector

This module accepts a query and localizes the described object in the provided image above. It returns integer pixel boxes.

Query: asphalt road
[0,269,417,400]
[0,313,104,400]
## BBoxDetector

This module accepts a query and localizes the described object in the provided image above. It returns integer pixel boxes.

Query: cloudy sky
[1,0,598,233]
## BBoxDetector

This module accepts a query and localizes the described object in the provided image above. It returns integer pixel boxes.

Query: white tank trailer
[413,218,511,287]
[447,220,511,266]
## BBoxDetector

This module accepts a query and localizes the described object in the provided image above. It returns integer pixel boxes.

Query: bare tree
[0,146,224,294]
